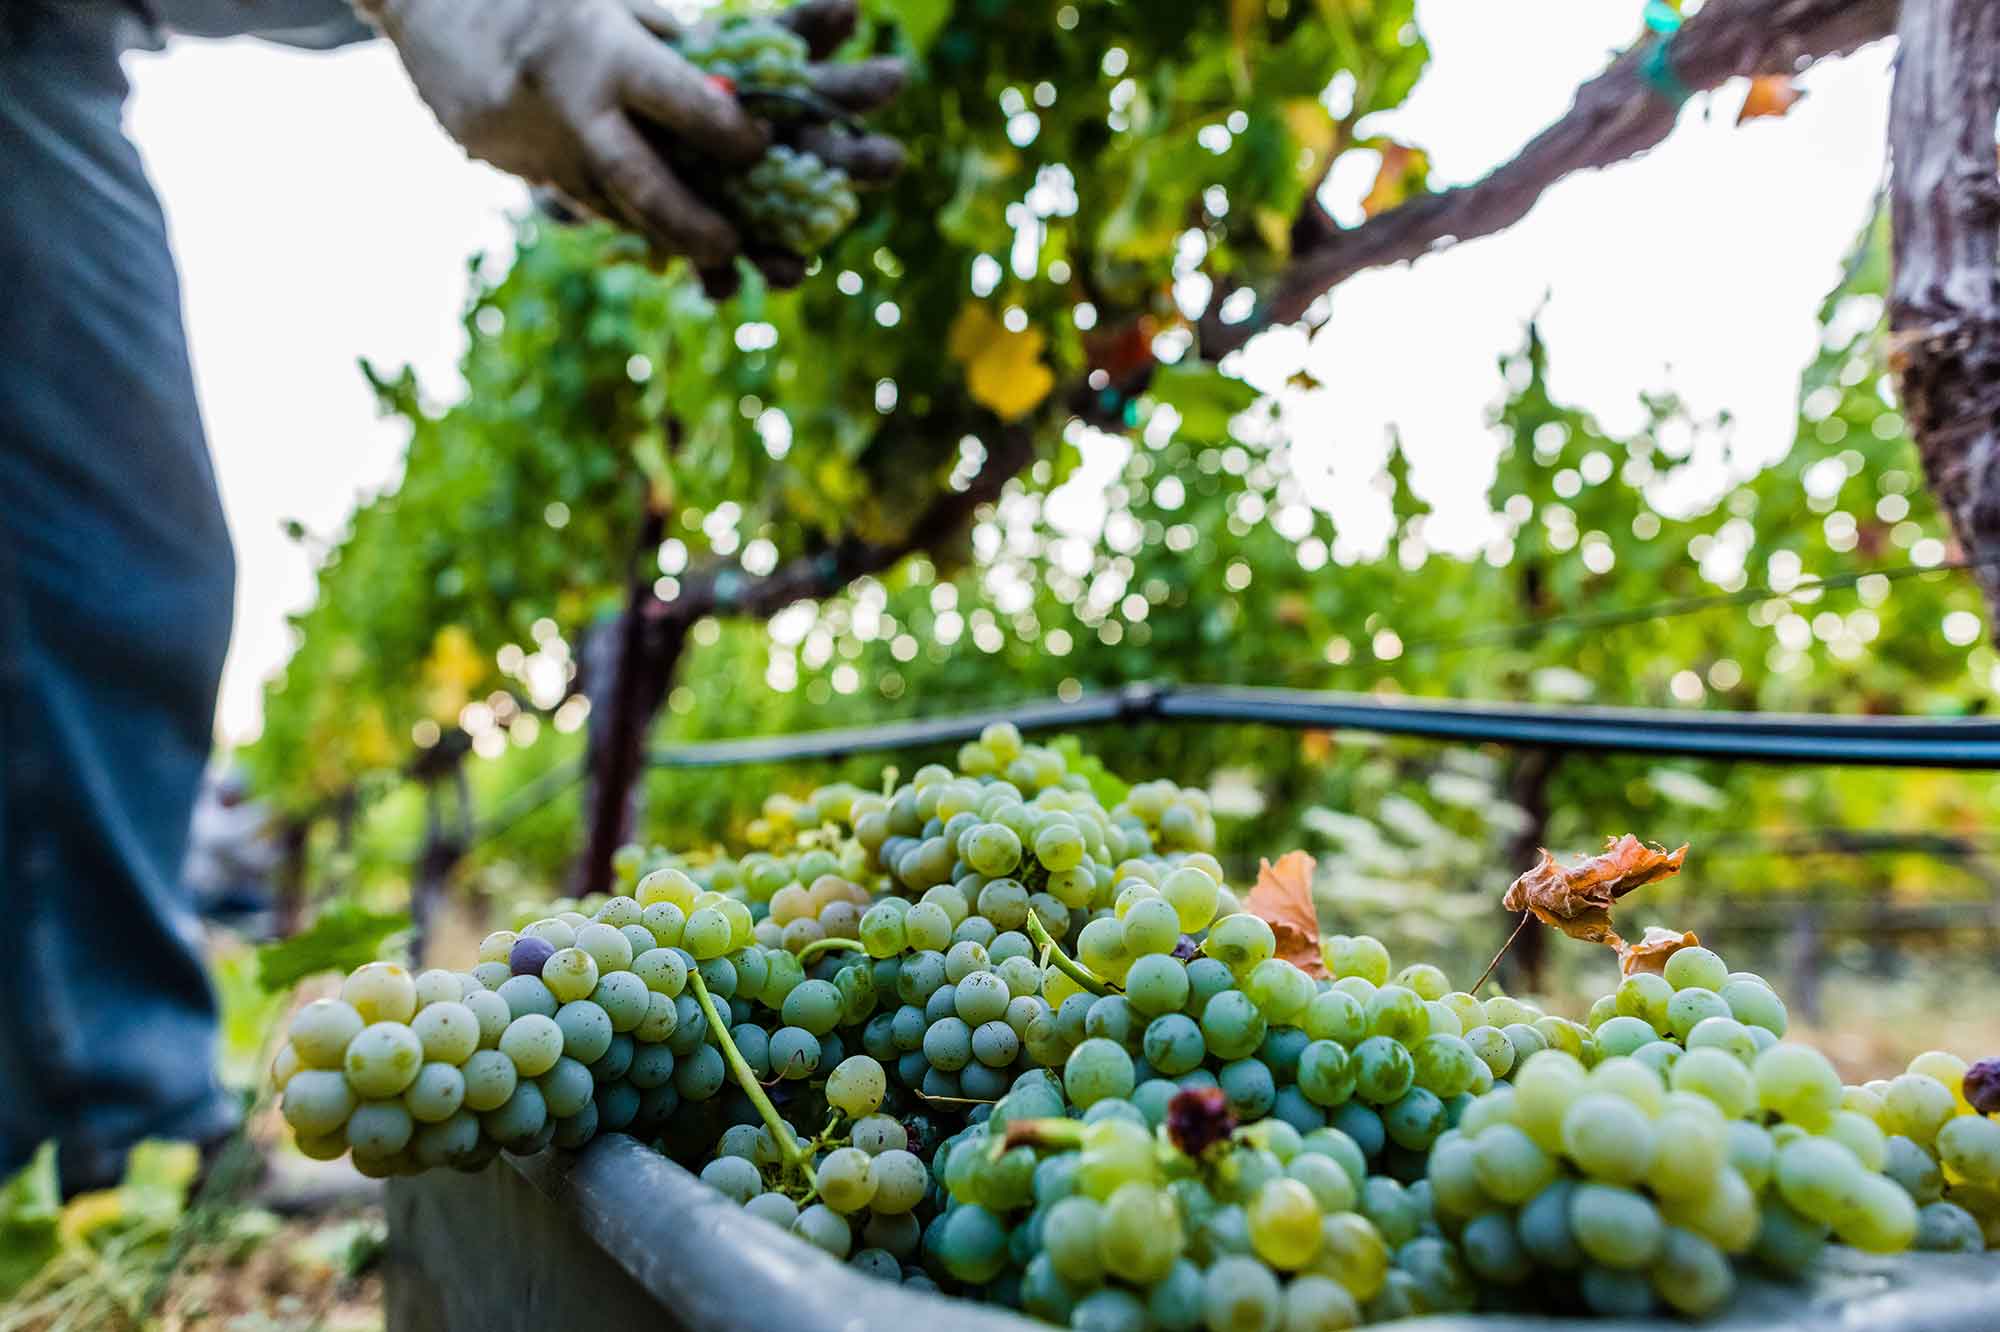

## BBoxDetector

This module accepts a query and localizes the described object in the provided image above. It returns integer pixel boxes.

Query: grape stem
[1470,912,1536,994]
[687,971,816,1192]
[997,1117,1086,1155]
[1024,911,1114,997]
[796,937,865,965]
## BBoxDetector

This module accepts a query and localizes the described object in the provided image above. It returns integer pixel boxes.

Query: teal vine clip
[1638,1,1690,107]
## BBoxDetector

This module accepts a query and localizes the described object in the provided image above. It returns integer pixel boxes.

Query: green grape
[1936,1114,2000,1187]
[1827,1109,1889,1172]
[1145,1014,1208,1077]
[1411,1034,1479,1098]
[1719,978,1788,1035]
[1662,946,1729,992]
[793,1203,853,1260]
[1661,1163,1758,1254]
[1043,1195,1106,1284]
[1118,897,1180,956]
[1665,987,1731,1041]
[1205,914,1278,972]
[346,1021,425,1098]
[1562,1091,1655,1184]
[343,962,417,1025]
[1246,959,1316,1024]
[1382,1088,1447,1151]
[541,947,599,1004]
[1351,1036,1414,1105]
[1882,1072,1958,1146]
[817,1146,878,1213]
[1614,972,1673,1033]
[1298,1040,1357,1108]
[347,1100,414,1160]
[1517,1179,1582,1268]
[1302,991,1367,1046]
[1100,1181,1183,1282]
[281,1069,357,1137]
[1161,866,1221,932]
[1671,1047,1757,1119]
[554,999,612,1064]
[1569,1183,1664,1269]
[1914,1200,1987,1252]
[289,999,365,1069]
[1322,936,1391,985]
[1201,991,1269,1061]
[1064,1038,1136,1107]
[1202,1255,1282,1332]
[1462,1026,1515,1079]
[1754,1043,1843,1130]
[1285,1153,1357,1213]
[826,1054,887,1116]
[1774,1135,1867,1225]
[1126,954,1191,1016]
[1277,1273,1359,1332]
[1835,1173,1918,1252]
[1460,1210,1532,1284]
[1473,1124,1557,1204]
[1753,1196,1829,1276]
[1363,986,1427,1043]
[1593,1014,1658,1059]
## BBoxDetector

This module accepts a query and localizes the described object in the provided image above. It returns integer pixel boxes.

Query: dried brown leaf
[1501,835,1689,955]
[1614,925,1701,976]
[1245,850,1327,978]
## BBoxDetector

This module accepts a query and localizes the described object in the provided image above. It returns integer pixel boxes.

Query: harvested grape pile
[274,730,2000,1327]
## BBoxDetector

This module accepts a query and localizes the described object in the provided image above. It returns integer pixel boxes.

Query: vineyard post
[575,505,674,896]
[1887,0,2000,635]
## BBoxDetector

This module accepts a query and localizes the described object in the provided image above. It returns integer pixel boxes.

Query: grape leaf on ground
[1245,850,1328,978]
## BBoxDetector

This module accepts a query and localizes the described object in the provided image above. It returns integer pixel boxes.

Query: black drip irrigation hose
[643,682,2000,771]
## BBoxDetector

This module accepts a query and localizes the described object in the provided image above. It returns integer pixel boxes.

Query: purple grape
[1166,1085,1235,1157]
[1964,1057,2000,1116]
[510,936,556,977]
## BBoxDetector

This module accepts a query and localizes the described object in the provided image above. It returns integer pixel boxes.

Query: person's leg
[0,4,241,1190]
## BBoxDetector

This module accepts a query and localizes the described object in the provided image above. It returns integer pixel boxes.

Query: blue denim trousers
[0,2,241,1185]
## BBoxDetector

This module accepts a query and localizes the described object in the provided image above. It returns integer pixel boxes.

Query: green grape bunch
[677,17,814,94]
[666,17,865,262]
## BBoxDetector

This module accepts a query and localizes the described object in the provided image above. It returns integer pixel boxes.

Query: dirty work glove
[355,0,905,277]
[352,0,767,266]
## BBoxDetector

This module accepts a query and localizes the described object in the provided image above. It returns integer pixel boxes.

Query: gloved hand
[354,0,902,270]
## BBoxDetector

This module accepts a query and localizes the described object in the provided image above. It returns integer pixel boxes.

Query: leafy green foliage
[249,0,1431,809]
[0,1144,60,1297]
[254,903,409,992]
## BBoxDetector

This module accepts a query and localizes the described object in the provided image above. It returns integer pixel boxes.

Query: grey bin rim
[502,1136,2000,1332]
[507,1132,1042,1332]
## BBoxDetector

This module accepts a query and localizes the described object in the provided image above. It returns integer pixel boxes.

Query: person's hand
[356,0,902,272]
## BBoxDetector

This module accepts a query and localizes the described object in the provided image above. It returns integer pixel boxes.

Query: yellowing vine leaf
[1245,851,1328,977]
[1361,141,1429,218]
[1501,835,1689,965]
[950,304,1056,421]
[1737,75,1802,123]
[420,624,485,724]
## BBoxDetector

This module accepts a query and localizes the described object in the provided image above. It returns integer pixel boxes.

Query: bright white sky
[122,0,1894,745]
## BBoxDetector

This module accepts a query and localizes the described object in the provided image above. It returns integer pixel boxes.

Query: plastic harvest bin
[384,1133,2000,1331]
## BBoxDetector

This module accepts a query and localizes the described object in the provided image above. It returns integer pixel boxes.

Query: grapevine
[274,730,1998,1323]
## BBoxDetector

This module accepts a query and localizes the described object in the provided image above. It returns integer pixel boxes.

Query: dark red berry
[706,73,737,96]
[1965,1057,2000,1116]
[509,935,556,977]
[1172,935,1201,962]
[1166,1085,1236,1157]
